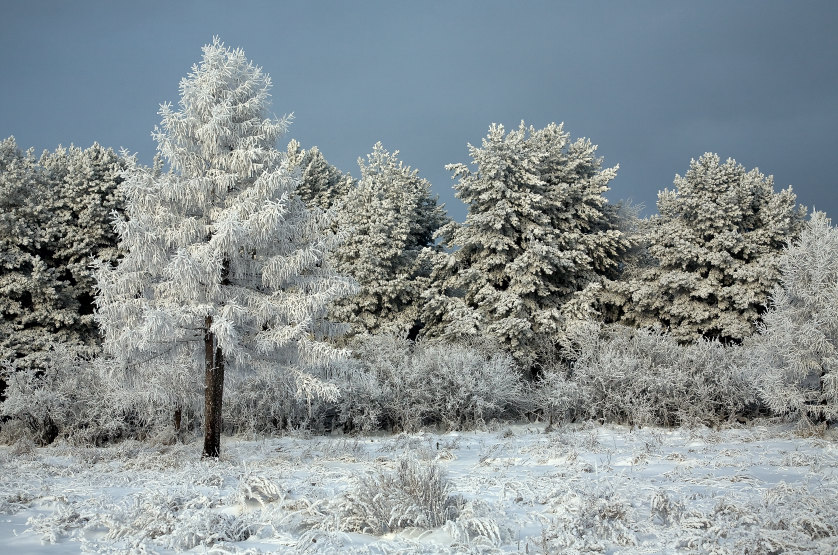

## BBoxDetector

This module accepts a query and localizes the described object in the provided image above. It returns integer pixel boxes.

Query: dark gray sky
[2,0,836,222]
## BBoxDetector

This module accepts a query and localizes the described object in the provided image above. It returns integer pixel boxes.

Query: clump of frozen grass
[444,499,512,549]
[538,480,637,551]
[671,483,838,553]
[0,488,36,515]
[338,457,463,535]
[650,489,685,526]
[32,488,260,552]
[236,473,284,507]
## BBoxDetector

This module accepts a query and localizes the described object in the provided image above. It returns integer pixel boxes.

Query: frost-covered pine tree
[429,122,630,368]
[0,139,124,374]
[38,143,126,355]
[93,39,357,458]
[330,143,448,337]
[618,153,805,343]
[0,137,60,372]
[286,140,353,211]
[751,211,838,423]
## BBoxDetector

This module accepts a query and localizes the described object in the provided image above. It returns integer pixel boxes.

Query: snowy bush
[1,344,203,446]
[338,457,463,535]
[339,335,525,432]
[540,322,756,427]
[749,211,838,424]
[222,364,305,435]
[410,340,524,430]
[0,346,120,445]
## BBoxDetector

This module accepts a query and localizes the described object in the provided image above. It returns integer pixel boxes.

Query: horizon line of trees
[1,39,833,456]
[0,124,811,367]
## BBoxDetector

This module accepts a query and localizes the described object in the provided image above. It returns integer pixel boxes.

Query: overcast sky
[2,0,836,222]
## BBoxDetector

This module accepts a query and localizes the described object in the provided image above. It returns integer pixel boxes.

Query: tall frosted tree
[39,143,126,355]
[617,153,805,343]
[94,39,357,458]
[751,211,838,423]
[431,122,631,368]
[331,142,448,337]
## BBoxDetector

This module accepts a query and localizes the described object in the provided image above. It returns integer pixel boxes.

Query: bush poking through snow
[338,457,463,535]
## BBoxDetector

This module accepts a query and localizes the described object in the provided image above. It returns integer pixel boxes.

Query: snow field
[0,422,836,553]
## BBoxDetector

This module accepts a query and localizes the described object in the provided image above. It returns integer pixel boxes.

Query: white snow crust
[1,422,836,553]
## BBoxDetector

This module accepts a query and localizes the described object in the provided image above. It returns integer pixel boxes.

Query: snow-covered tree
[38,143,126,353]
[93,39,357,457]
[286,140,353,211]
[429,122,631,368]
[330,142,448,337]
[0,138,57,373]
[750,211,838,423]
[617,153,805,343]
[0,139,124,372]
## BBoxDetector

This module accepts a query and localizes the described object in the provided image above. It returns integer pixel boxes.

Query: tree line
[1,39,833,456]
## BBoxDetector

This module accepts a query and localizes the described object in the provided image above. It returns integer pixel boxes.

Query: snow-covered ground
[1,422,836,553]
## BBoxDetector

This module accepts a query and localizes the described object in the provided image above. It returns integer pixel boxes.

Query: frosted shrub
[1,345,202,445]
[546,322,756,427]
[345,334,417,432]
[337,335,525,432]
[410,340,523,430]
[218,335,524,436]
[315,358,384,434]
[222,365,302,435]
[1,347,124,445]
[339,457,462,534]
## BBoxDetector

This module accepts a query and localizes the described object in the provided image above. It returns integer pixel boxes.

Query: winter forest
[1,39,837,553]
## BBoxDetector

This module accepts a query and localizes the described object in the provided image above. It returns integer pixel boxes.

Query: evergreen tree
[38,143,126,355]
[617,153,805,343]
[751,211,838,423]
[93,39,357,458]
[431,122,631,368]
[0,137,59,371]
[331,142,448,337]
[286,140,353,211]
[0,139,124,371]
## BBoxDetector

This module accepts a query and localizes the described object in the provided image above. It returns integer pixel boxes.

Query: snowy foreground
[1,423,836,554]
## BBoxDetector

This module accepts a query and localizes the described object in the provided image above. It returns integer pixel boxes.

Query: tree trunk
[203,316,225,458]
